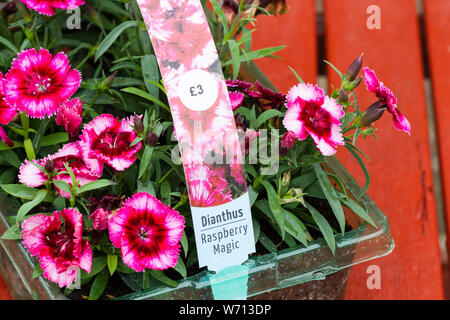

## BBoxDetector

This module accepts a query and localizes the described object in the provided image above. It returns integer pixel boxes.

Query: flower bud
[344,77,363,91]
[359,101,387,127]
[99,72,117,92]
[45,159,54,174]
[339,89,349,104]
[280,131,298,156]
[345,54,363,82]
[2,3,17,15]
[134,116,144,135]
[146,132,159,146]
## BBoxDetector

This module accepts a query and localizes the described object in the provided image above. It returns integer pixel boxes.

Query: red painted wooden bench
[1,0,448,300]
[253,0,446,299]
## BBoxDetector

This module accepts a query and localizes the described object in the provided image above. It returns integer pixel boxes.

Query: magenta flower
[79,114,143,174]
[89,208,110,231]
[283,83,345,156]
[280,131,298,156]
[18,142,101,198]
[363,67,411,135]
[19,0,85,16]
[229,91,244,111]
[109,192,185,272]
[0,73,16,147]
[56,98,83,141]
[21,208,92,288]
[2,48,81,119]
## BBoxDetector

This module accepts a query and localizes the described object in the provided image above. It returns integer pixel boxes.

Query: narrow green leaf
[339,194,377,228]
[122,87,170,113]
[77,180,115,195]
[1,224,21,240]
[173,259,187,278]
[39,132,69,147]
[228,39,241,80]
[283,209,308,247]
[288,66,305,84]
[255,109,284,129]
[312,163,346,234]
[345,144,371,195]
[305,201,336,254]
[138,145,154,179]
[1,184,40,200]
[181,231,188,258]
[95,21,139,61]
[141,54,160,98]
[107,254,118,276]
[149,270,178,288]
[0,36,19,53]
[258,231,277,253]
[53,180,72,195]
[323,60,344,80]
[260,180,285,240]
[16,189,48,223]
[88,269,109,300]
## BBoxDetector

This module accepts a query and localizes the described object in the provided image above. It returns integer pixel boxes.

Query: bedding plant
[0,0,410,300]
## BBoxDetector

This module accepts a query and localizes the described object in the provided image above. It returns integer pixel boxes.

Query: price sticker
[177,69,219,112]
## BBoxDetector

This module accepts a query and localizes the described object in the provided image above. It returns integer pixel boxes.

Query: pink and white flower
[89,208,110,231]
[283,83,345,156]
[18,142,101,198]
[363,67,411,135]
[2,48,81,119]
[0,73,16,147]
[19,0,85,16]
[109,192,185,272]
[56,98,83,141]
[21,208,92,288]
[79,114,142,174]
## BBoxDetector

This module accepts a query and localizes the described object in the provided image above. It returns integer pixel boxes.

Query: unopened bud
[280,131,297,156]
[99,72,117,92]
[45,159,54,174]
[339,89,349,103]
[344,77,362,91]
[134,116,144,135]
[146,132,159,146]
[2,3,17,15]
[360,101,387,127]
[345,54,364,82]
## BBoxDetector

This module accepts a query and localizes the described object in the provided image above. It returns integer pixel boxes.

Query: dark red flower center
[45,230,75,261]
[300,101,332,138]
[53,155,85,173]
[92,130,133,158]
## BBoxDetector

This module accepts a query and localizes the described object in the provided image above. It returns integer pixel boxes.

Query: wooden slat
[423,0,450,275]
[0,277,11,300]
[324,0,444,299]
[251,0,317,93]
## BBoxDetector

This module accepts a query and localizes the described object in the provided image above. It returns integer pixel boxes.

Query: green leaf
[122,87,170,113]
[16,189,48,223]
[82,256,107,279]
[258,231,277,253]
[53,180,72,195]
[339,195,377,228]
[24,139,36,160]
[323,60,344,80]
[283,209,308,247]
[39,132,69,147]
[261,180,285,239]
[312,163,346,234]
[345,144,371,195]
[88,269,110,300]
[138,180,156,196]
[209,0,230,34]
[228,39,241,80]
[1,224,21,240]
[141,54,160,98]
[255,109,284,129]
[181,231,188,258]
[1,150,21,168]
[107,254,118,276]
[77,179,115,195]
[223,46,286,66]
[1,184,40,200]
[173,259,187,278]
[95,21,139,61]
[0,36,19,53]
[32,263,43,280]
[138,145,154,179]
[305,201,336,254]
[149,270,178,288]
[288,66,305,84]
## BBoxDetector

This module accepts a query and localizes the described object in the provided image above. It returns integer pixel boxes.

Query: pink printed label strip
[137,0,255,272]
[138,0,248,208]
